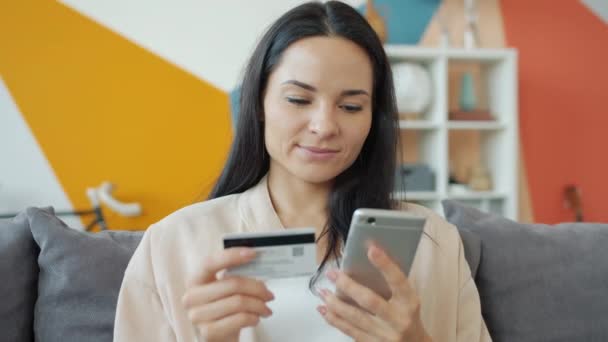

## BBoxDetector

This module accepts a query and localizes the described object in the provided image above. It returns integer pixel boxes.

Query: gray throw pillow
[442,200,608,342]
[27,207,143,342]
[0,208,51,342]
[456,228,481,279]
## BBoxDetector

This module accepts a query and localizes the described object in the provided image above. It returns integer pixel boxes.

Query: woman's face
[263,36,373,184]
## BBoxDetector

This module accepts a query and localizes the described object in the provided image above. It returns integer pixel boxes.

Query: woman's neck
[267,166,331,235]
[267,166,342,263]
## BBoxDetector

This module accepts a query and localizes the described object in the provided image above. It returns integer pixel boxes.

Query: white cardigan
[113,175,491,341]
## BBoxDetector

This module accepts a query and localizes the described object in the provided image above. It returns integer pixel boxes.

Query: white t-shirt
[255,269,353,341]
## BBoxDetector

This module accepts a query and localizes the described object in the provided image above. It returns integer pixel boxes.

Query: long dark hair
[209,1,400,286]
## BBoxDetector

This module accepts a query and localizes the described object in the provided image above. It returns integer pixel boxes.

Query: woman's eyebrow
[340,89,370,97]
[282,80,370,97]
[282,80,316,91]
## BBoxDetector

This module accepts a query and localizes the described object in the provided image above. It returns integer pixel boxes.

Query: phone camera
[367,217,376,225]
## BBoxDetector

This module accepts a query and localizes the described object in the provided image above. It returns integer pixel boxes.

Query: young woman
[113,2,491,341]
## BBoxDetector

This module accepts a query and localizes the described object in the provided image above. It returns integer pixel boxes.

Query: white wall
[59,0,365,92]
[0,78,82,228]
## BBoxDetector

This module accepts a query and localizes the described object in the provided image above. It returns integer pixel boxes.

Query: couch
[1,201,607,342]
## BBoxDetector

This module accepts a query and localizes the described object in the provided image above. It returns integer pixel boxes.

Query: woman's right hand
[182,248,275,342]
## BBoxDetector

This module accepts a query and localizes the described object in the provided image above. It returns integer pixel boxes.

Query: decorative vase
[468,165,492,191]
[459,72,477,112]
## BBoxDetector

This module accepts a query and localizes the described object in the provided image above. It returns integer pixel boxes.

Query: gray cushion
[0,208,50,342]
[443,200,608,342]
[27,207,143,342]
[456,228,481,278]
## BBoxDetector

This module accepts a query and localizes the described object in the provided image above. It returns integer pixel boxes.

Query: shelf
[384,45,440,62]
[399,120,440,130]
[394,191,506,201]
[385,45,517,63]
[447,121,506,130]
[384,45,518,219]
[447,48,516,63]
[394,191,439,201]
[447,192,506,200]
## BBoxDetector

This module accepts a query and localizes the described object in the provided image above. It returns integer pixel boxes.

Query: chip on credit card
[223,228,316,280]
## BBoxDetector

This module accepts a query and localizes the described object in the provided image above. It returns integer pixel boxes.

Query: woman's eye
[340,104,363,113]
[286,97,311,106]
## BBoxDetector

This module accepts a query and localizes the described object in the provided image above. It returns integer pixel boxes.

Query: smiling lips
[300,145,339,153]
[297,145,340,161]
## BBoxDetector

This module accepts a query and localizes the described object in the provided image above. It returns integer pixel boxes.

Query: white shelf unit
[386,45,519,219]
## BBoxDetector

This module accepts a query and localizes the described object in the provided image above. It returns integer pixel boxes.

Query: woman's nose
[308,105,339,138]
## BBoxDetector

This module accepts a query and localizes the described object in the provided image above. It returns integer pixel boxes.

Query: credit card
[223,228,316,280]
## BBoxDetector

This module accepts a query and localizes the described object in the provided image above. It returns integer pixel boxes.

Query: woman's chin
[290,168,341,185]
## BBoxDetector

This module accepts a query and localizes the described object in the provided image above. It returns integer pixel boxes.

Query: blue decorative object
[395,163,435,192]
[357,0,440,45]
[459,72,477,112]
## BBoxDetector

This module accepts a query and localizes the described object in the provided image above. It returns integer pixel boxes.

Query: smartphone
[337,208,426,304]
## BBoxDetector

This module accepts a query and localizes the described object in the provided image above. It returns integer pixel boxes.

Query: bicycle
[0,181,142,231]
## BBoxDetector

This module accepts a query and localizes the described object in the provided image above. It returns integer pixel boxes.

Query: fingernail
[369,245,383,260]
[319,289,330,300]
[326,269,338,282]
[240,249,256,257]
[267,292,275,301]
[264,307,273,317]
[317,306,327,316]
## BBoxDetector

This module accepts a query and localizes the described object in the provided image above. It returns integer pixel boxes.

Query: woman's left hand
[317,244,432,342]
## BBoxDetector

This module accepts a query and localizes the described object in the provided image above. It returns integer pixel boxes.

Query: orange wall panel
[501,0,608,223]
